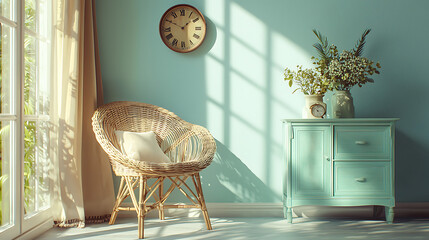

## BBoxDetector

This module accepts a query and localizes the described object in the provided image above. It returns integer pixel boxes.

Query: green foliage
[353,29,371,57]
[311,29,381,91]
[284,65,330,95]
[312,29,334,75]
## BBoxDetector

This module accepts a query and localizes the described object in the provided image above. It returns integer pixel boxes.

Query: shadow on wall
[201,140,279,203]
[394,130,429,202]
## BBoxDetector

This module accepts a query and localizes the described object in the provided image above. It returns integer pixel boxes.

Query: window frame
[0,0,52,238]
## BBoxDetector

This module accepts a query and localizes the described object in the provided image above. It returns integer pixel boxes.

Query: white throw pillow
[115,130,171,163]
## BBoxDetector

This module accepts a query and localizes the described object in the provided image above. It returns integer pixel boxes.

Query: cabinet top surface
[282,118,399,123]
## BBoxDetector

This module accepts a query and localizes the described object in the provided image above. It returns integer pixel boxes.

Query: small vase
[302,94,326,119]
[331,90,355,118]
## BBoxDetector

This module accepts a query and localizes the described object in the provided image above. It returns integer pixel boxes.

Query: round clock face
[310,104,326,118]
[159,4,207,53]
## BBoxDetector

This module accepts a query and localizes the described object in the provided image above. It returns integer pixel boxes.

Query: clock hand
[166,19,181,28]
[180,21,192,30]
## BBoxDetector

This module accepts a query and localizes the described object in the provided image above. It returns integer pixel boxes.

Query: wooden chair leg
[194,173,212,230]
[158,178,165,220]
[110,176,126,225]
[138,176,147,239]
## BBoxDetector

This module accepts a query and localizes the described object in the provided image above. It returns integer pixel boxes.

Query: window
[0,0,51,238]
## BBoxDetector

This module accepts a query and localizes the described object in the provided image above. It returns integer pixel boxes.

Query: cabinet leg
[385,206,394,224]
[286,207,293,223]
[283,206,287,219]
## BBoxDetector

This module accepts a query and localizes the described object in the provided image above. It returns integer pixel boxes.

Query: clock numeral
[193,33,200,39]
[172,38,178,46]
[189,40,194,45]
[165,33,173,40]
[192,17,199,23]
[195,26,201,31]
[171,11,177,18]
[164,27,171,32]
[181,41,186,48]
[180,9,185,16]
[189,12,193,18]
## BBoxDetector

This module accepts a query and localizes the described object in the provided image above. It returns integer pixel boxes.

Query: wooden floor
[35,217,429,240]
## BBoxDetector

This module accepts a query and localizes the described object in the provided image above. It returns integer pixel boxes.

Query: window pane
[37,0,50,38]
[24,33,36,115]
[24,0,51,218]
[38,40,50,115]
[0,120,12,227]
[25,0,36,32]
[1,23,13,114]
[24,120,35,213]
[0,0,13,20]
[35,120,49,210]
[23,120,49,216]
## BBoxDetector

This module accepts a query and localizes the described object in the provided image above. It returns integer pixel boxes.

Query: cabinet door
[292,126,331,198]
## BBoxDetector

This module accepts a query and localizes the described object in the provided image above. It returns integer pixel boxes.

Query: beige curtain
[51,0,115,227]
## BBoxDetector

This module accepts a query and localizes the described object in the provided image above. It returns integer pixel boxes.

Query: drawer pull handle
[355,177,367,182]
[355,141,367,145]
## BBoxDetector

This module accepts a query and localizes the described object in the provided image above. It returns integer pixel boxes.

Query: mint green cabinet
[282,118,398,223]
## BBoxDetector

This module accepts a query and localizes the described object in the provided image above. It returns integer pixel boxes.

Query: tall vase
[331,90,355,118]
[302,94,326,119]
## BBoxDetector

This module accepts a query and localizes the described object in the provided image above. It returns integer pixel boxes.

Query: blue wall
[96,0,429,203]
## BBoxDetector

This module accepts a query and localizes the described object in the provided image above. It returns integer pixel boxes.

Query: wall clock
[159,4,207,53]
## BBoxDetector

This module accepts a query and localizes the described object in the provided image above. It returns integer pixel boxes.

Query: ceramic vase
[302,94,326,119]
[331,90,355,118]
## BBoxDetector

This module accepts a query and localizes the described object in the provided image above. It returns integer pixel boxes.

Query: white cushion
[115,130,171,163]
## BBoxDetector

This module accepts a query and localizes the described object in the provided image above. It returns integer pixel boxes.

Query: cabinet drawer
[334,126,391,160]
[334,162,391,197]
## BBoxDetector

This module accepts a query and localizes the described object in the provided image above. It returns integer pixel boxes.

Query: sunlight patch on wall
[230,38,266,88]
[230,2,267,55]
[269,31,306,118]
[230,72,266,129]
[230,116,265,179]
[271,30,311,69]
[205,0,225,27]
[205,57,225,104]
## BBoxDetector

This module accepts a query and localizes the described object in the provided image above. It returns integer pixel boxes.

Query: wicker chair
[92,101,216,239]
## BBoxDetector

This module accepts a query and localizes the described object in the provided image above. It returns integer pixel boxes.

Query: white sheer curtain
[50,0,115,227]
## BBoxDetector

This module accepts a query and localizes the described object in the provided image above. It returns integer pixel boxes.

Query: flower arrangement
[284,29,381,95]
[284,65,330,95]
[327,49,381,90]
[311,29,381,91]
